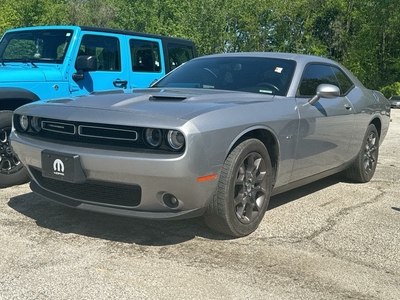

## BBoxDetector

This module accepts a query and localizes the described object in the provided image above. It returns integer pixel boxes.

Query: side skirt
[271,160,354,196]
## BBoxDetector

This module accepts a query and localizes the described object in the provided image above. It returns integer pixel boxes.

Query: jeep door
[70,32,130,95]
[128,37,164,88]
[128,38,195,88]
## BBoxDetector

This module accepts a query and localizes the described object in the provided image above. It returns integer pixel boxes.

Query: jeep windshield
[0,29,73,64]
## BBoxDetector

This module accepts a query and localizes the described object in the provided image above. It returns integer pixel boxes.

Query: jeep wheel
[0,110,29,188]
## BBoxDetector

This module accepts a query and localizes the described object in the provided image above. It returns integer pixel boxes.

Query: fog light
[162,193,180,209]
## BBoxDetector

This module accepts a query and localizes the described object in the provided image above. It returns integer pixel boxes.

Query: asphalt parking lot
[1,110,399,300]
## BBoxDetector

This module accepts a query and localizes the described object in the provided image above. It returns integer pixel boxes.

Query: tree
[1,0,400,92]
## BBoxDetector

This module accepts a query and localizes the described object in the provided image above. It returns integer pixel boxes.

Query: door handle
[113,79,128,88]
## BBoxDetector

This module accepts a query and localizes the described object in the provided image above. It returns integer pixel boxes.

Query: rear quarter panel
[346,87,390,158]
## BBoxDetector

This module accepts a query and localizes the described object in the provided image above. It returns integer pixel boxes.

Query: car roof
[195,52,337,64]
[5,25,195,44]
[190,52,365,95]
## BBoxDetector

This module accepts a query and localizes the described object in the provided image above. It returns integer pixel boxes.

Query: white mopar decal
[53,159,65,175]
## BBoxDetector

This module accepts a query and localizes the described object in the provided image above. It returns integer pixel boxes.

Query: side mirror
[308,84,340,106]
[73,55,98,81]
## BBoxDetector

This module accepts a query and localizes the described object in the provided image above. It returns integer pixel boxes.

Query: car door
[70,32,129,95]
[291,63,355,182]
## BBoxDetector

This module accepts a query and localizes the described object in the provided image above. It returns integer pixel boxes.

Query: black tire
[204,139,273,237]
[0,110,30,188]
[345,124,379,183]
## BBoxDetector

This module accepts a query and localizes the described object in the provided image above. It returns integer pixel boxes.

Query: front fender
[0,87,40,111]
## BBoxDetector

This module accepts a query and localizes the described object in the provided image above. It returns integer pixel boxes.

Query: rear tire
[204,139,273,237]
[0,110,30,188]
[345,124,379,183]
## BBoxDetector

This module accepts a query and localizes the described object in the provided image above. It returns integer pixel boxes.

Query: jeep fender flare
[0,87,40,111]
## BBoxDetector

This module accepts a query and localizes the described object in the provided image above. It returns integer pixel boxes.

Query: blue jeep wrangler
[0,25,196,188]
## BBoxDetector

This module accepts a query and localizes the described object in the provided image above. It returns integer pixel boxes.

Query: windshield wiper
[23,58,38,68]
[0,58,38,67]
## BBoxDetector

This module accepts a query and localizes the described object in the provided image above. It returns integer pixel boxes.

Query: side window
[167,43,195,71]
[331,67,354,95]
[79,35,121,71]
[298,64,338,96]
[298,64,354,96]
[130,39,161,72]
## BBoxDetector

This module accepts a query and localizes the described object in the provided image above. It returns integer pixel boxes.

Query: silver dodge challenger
[10,52,390,237]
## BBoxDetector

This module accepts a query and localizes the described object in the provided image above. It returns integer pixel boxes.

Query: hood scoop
[149,94,187,101]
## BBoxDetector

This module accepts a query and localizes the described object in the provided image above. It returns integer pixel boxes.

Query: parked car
[10,52,390,237]
[0,25,196,188]
[389,95,400,108]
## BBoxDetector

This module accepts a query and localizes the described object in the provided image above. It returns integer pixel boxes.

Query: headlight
[166,130,185,150]
[30,117,42,132]
[19,115,29,131]
[144,128,162,147]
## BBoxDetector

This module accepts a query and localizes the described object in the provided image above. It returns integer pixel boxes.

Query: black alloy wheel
[0,110,29,188]
[204,139,273,237]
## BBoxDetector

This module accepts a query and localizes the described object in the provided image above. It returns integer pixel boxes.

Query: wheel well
[0,98,37,111]
[230,129,279,185]
[370,118,382,138]
[0,88,40,111]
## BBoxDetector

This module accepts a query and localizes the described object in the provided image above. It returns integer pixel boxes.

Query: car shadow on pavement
[8,175,341,246]
[269,175,341,209]
[7,192,229,245]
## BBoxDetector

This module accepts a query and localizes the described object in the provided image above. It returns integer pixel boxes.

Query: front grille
[29,117,146,150]
[42,120,76,134]
[78,125,138,141]
[15,116,183,154]
[31,168,141,207]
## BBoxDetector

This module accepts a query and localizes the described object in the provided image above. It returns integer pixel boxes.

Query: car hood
[18,88,275,124]
[0,65,63,82]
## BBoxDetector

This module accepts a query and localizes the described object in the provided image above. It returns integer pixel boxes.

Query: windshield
[153,56,296,96]
[0,29,73,64]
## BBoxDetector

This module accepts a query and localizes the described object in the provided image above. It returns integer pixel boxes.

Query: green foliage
[381,82,400,98]
[1,0,400,92]
[2,40,36,59]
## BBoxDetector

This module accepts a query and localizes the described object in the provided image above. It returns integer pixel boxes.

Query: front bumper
[30,180,207,220]
[11,131,219,219]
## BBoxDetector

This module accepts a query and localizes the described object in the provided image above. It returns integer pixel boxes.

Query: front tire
[345,124,379,183]
[204,139,273,237]
[0,110,29,188]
